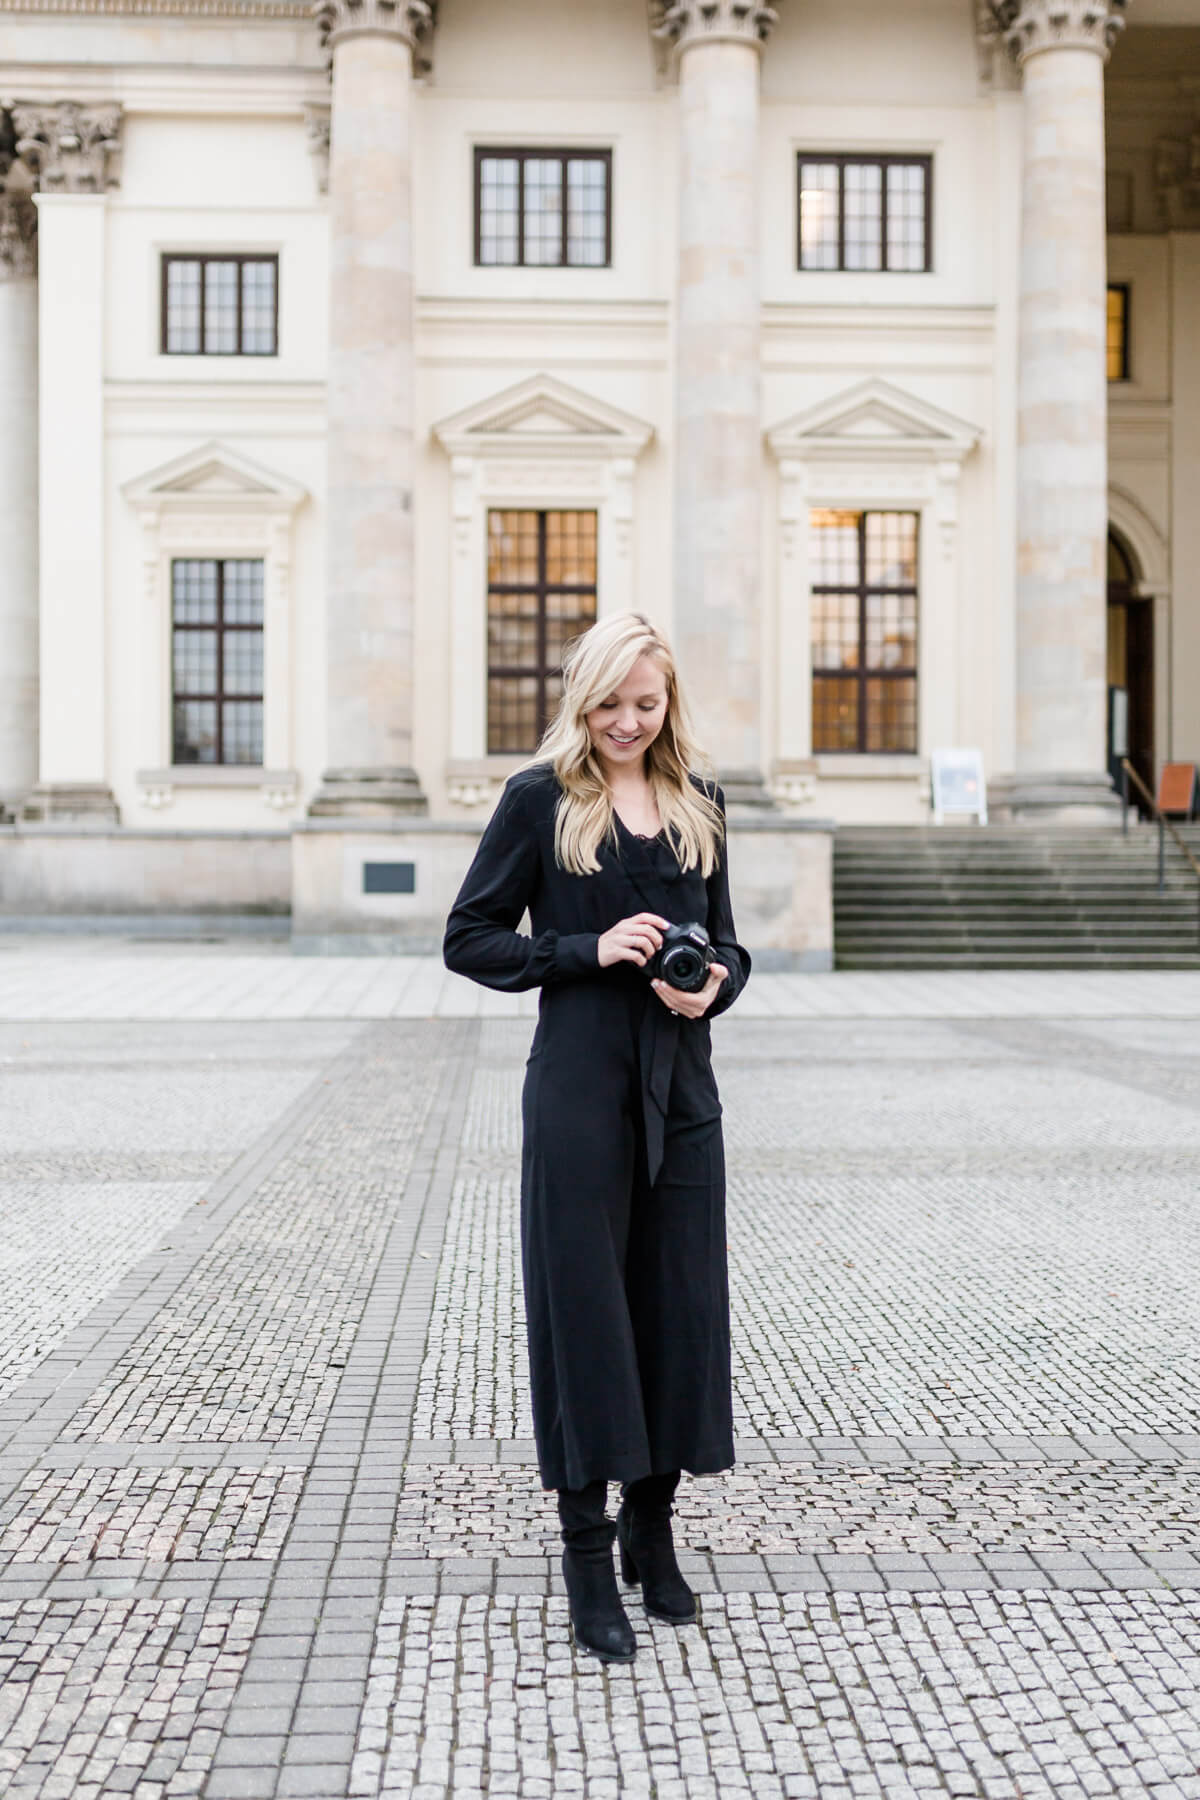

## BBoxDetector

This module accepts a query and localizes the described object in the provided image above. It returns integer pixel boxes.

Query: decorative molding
[446,768,506,809]
[990,0,1126,66]
[0,189,37,279]
[766,377,983,467]
[1154,124,1200,227]
[650,0,778,55]
[122,441,309,517]
[769,759,818,809]
[1108,482,1170,596]
[313,0,434,58]
[135,767,301,811]
[12,100,123,192]
[973,0,1021,91]
[303,102,330,195]
[432,372,655,462]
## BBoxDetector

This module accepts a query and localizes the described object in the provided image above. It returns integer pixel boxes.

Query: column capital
[313,0,433,55]
[651,1,779,55]
[994,0,1126,66]
[11,100,123,193]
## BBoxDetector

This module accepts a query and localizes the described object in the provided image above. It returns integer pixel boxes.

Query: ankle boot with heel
[616,1470,696,1624]
[557,1480,637,1663]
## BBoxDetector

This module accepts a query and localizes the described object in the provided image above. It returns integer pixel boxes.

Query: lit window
[486,512,597,753]
[1107,284,1130,382]
[810,510,919,753]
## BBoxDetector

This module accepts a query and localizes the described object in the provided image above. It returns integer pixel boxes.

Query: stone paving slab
[2,986,1200,1797]
[3,938,1200,1020]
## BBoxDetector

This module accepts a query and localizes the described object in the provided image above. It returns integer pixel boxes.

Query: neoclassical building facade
[0,0,1197,950]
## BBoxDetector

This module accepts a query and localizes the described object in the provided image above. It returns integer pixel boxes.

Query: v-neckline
[613,809,663,844]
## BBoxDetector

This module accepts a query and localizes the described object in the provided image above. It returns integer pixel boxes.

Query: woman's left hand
[651,963,728,1021]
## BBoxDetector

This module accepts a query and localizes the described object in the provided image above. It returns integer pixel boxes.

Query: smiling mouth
[608,733,640,747]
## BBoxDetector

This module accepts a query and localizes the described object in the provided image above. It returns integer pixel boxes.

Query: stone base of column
[20,782,120,824]
[716,766,777,811]
[989,770,1121,826]
[307,766,428,819]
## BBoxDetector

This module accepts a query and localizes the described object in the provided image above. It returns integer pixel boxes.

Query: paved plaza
[2,938,1200,1799]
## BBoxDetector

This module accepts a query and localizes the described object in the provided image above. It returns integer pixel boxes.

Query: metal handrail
[1120,758,1200,950]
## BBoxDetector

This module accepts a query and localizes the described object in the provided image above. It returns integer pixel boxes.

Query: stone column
[308,0,430,816]
[0,154,38,817]
[656,1,777,807]
[994,0,1126,820]
[14,102,122,823]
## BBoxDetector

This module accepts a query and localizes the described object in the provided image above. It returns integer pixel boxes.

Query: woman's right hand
[596,912,670,971]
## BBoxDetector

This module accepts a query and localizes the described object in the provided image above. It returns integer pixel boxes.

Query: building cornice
[0,0,308,15]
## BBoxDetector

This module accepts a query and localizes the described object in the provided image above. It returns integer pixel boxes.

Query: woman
[443,612,750,1663]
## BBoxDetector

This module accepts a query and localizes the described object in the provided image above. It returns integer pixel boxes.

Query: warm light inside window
[1107,285,1129,382]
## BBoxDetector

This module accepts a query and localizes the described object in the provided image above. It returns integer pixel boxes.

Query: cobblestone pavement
[2,953,1200,1798]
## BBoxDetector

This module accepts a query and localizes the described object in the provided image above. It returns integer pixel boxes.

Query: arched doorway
[1107,529,1154,810]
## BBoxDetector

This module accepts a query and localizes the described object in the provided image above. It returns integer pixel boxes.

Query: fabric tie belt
[637,1001,681,1187]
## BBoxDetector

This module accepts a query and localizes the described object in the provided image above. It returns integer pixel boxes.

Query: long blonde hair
[526,612,724,878]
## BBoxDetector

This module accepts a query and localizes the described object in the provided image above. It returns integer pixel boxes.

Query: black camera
[646,922,714,994]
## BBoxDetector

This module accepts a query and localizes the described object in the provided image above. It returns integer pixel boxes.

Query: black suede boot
[616,1470,695,1623]
[557,1480,637,1663]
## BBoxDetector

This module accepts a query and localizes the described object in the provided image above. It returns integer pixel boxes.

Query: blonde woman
[443,612,750,1663]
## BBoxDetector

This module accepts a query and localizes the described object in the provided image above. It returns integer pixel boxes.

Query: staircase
[833,824,1200,969]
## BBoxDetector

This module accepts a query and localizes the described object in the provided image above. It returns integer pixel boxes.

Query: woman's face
[585,654,670,774]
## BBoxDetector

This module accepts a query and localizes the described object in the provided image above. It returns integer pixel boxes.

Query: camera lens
[662,946,702,990]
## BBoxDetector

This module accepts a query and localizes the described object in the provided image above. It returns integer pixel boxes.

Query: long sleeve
[704,790,752,1019]
[443,778,599,993]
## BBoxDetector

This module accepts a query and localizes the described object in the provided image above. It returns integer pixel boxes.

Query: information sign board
[1158,763,1199,819]
[930,748,987,825]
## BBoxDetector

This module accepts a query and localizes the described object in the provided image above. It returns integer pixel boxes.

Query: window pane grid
[171,558,264,766]
[809,509,919,754]
[797,155,930,273]
[162,255,279,356]
[487,510,597,754]
[475,150,610,268]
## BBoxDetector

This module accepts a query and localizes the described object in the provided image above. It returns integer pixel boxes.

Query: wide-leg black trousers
[519,980,735,1492]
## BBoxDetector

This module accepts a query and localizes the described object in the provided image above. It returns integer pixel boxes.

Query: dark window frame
[160,253,280,357]
[1107,281,1131,382]
[486,509,598,754]
[171,557,265,767]
[796,152,933,273]
[473,147,613,269]
[811,509,920,755]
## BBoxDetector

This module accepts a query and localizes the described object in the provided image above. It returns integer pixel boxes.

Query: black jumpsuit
[443,764,751,1492]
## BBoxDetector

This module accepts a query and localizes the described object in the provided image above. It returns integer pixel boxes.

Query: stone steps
[833,824,1200,969]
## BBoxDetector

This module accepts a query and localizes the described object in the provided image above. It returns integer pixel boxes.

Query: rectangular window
[797,155,932,272]
[171,558,264,765]
[810,510,919,753]
[486,510,598,753]
[162,255,278,355]
[1107,283,1130,381]
[474,149,611,268]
